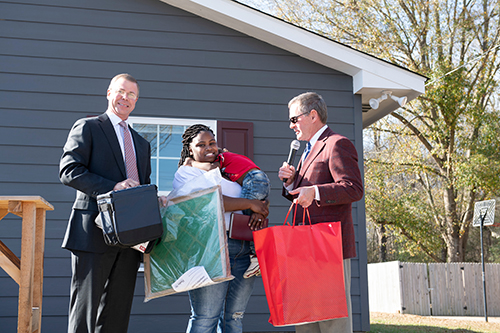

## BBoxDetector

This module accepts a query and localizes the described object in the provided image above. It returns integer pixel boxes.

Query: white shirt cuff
[284,183,294,192]
[313,185,320,201]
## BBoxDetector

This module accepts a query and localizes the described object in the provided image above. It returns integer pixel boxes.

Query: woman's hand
[222,197,269,217]
[158,195,168,207]
[249,199,269,217]
[248,213,266,231]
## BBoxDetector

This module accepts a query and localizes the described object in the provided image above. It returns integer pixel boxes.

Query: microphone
[283,140,300,182]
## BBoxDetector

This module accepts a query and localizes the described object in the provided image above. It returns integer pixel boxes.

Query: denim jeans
[186,237,256,333]
[240,169,270,216]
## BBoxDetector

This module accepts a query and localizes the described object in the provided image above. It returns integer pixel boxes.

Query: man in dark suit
[59,73,151,332]
[278,92,364,333]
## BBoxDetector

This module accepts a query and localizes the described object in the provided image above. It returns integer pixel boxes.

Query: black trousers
[68,247,141,333]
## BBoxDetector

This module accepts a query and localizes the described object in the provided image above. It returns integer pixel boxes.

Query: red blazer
[283,127,364,259]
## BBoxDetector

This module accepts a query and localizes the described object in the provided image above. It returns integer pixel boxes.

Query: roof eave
[160,0,426,128]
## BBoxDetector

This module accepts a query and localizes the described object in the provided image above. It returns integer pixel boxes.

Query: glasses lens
[289,112,309,123]
[116,89,137,100]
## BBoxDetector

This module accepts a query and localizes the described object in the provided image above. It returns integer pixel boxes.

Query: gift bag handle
[283,201,312,227]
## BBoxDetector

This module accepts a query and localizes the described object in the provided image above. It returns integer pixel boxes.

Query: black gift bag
[96,184,163,249]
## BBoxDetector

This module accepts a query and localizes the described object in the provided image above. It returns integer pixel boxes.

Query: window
[129,117,216,195]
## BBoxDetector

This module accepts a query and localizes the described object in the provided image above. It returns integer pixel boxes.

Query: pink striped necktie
[119,121,140,183]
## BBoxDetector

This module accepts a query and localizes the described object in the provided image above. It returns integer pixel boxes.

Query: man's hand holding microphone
[279,140,316,208]
[279,140,300,187]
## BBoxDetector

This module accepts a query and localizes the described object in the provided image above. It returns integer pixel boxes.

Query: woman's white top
[173,166,242,230]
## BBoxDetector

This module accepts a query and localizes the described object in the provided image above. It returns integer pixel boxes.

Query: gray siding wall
[0,0,369,331]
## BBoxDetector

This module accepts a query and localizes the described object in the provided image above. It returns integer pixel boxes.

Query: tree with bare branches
[243,0,500,262]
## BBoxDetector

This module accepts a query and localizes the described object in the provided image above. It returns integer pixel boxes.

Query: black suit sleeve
[59,118,119,198]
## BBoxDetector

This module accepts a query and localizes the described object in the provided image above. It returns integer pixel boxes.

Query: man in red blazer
[278,92,364,333]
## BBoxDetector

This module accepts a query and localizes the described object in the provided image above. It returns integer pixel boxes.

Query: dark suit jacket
[283,127,363,259]
[59,113,151,253]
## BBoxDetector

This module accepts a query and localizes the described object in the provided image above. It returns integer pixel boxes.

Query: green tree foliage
[241,0,500,262]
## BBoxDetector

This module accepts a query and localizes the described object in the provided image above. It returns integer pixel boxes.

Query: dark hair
[178,124,215,167]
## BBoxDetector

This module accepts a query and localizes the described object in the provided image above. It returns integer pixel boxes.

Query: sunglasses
[289,111,310,124]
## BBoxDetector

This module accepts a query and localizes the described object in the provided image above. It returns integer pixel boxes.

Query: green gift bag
[144,185,232,301]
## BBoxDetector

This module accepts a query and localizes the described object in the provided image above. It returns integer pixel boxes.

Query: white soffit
[159,0,426,127]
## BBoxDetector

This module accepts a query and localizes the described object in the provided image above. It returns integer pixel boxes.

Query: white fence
[368,261,500,316]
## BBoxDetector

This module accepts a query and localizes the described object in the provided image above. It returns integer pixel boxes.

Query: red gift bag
[253,203,347,326]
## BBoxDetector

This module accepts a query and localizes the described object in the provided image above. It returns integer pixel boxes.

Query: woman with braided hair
[177,124,212,167]
[172,124,269,333]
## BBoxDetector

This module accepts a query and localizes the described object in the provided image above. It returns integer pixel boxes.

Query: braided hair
[178,124,215,167]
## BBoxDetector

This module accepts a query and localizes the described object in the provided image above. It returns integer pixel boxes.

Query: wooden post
[0,196,53,333]
[32,208,46,332]
[18,201,36,332]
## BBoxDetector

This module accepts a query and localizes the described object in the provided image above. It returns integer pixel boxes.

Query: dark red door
[217,121,254,159]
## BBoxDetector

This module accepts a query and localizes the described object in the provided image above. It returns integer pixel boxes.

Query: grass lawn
[369,312,500,333]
